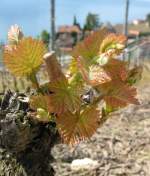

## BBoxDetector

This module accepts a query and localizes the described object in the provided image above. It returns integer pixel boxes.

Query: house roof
[114,22,150,35]
[58,25,81,33]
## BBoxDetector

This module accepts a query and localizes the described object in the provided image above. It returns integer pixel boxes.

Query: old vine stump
[0,91,58,176]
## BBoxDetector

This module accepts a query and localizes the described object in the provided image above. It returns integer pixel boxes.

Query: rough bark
[0,91,58,176]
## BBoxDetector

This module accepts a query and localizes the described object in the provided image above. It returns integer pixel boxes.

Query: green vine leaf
[48,80,82,114]
[30,95,52,122]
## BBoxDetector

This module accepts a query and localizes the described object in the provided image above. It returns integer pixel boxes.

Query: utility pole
[124,0,129,37]
[123,0,129,61]
[50,0,55,50]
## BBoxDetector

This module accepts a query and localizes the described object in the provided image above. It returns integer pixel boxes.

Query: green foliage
[40,30,50,47]
[146,13,150,27]
[71,32,78,46]
[84,13,100,31]
[48,80,81,115]
[73,15,77,26]
[30,95,51,122]
[73,15,80,28]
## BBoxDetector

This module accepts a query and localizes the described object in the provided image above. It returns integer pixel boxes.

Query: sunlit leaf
[96,54,110,66]
[35,108,51,122]
[98,81,139,108]
[68,72,84,90]
[69,29,109,83]
[4,37,47,77]
[68,57,85,89]
[76,56,111,86]
[57,106,100,145]
[89,65,111,86]
[102,58,128,81]
[30,95,53,122]
[48,80,81,114]
[69,57,79,74]
[72,28,108,61]
[76,56,89,83]
[30,95,46,110]
[100,33,126,55]
[102,105,117,115]
[8,24,24,45]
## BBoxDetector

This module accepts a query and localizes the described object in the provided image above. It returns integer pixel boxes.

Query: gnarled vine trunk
[0,91,58,176]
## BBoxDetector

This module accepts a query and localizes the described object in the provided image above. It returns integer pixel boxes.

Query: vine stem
[43,51,66,82]
[92,94,104,105]
[29,72,40,89]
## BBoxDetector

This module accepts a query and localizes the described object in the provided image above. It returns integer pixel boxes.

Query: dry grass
[0,68,49,93]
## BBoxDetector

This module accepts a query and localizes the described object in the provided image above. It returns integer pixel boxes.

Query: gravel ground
[51,83,150,176]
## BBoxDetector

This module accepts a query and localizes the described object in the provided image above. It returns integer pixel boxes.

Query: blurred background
[0,1,150,175]
[0,0,150,92]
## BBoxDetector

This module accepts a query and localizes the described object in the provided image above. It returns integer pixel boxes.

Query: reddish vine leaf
[89,65,112,86]
[76,57,89,83]
[57,106,100,145]
[72,28,108,61]
[102,58,128,81]
[4,37,47,77]
[8,24,24,45]
[48,80,81,114]
[98,81,139,108]
[75,58,127,87]
[100,33,127,55]
[76,56,111,86]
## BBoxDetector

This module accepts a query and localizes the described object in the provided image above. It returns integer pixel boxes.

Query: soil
[52,83,150,176]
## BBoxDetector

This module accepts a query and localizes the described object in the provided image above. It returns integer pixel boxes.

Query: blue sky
[0,0,150,41]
